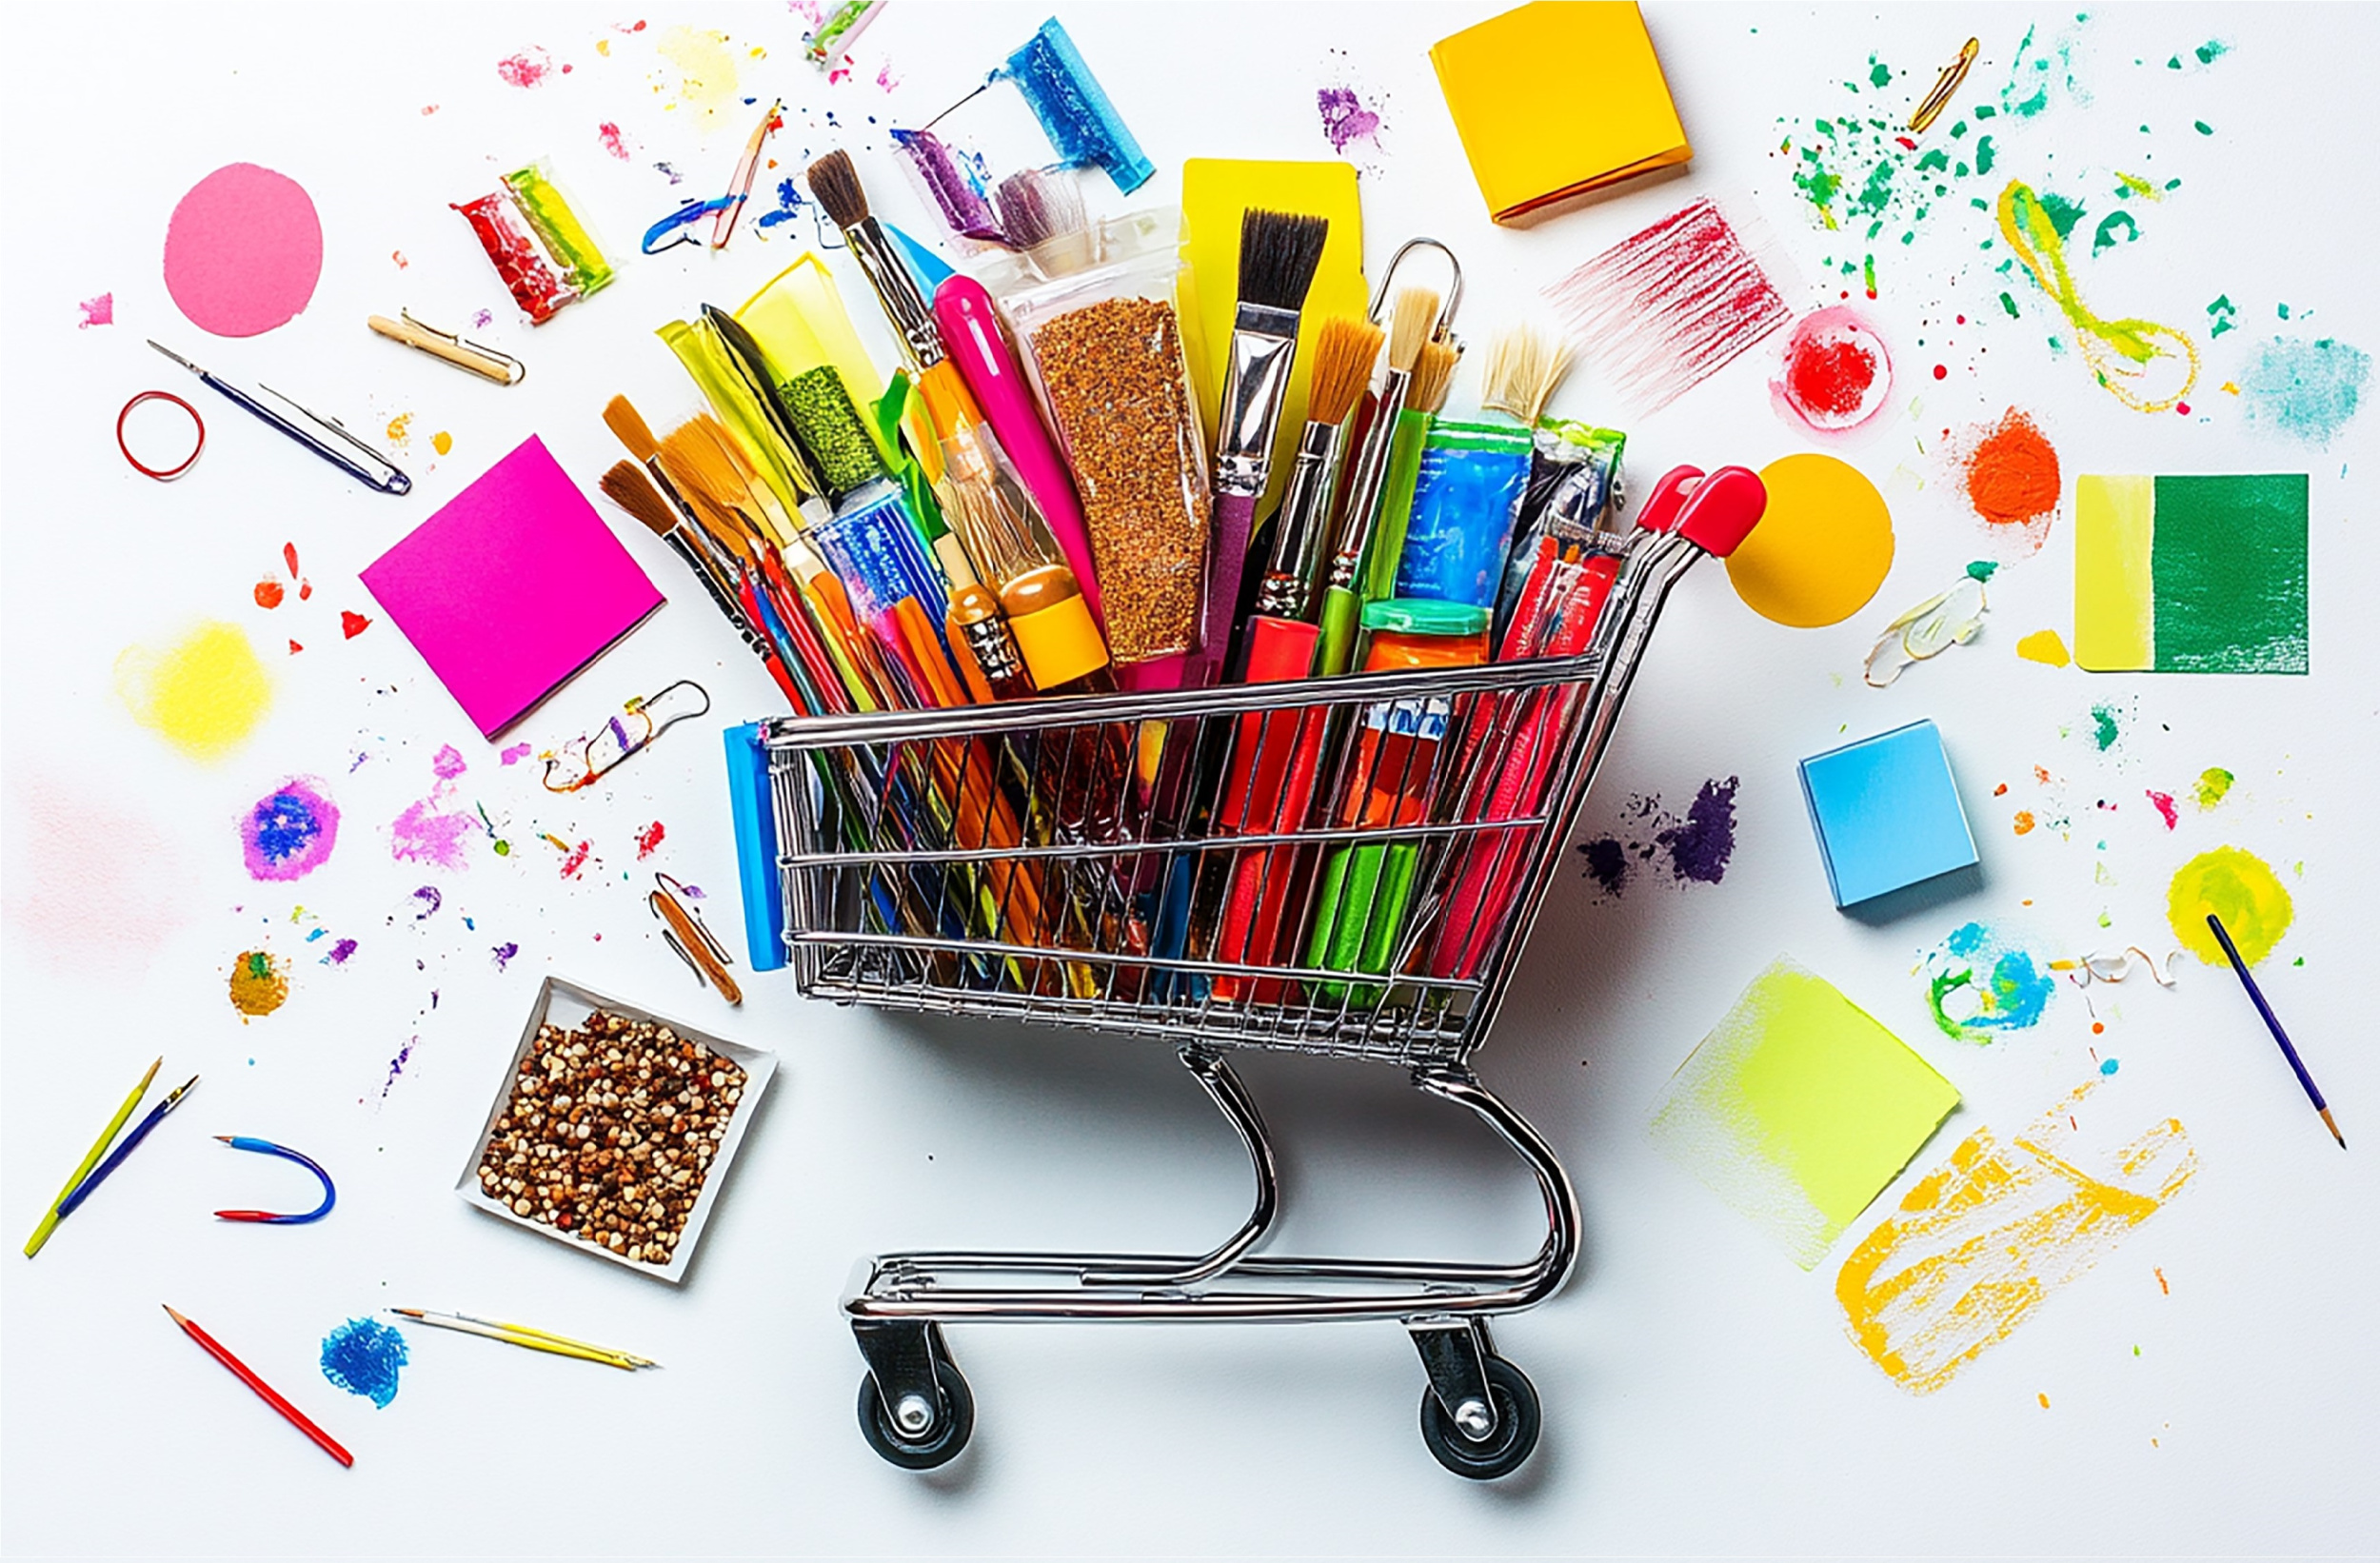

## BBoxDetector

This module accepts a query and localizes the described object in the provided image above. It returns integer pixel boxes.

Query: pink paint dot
[2175,402,2192,416]
[496,47,553,88]
[162,164,323,338]
[77,292,114,329]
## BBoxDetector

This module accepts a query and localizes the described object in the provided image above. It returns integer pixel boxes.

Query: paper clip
[213,1136,336,1224]
[540,680,710,794]
[1909,38,1980,133]
[367,309,526,386]
[649,873,741,1004]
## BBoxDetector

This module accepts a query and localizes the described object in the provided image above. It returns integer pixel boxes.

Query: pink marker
[932,274,1102,629]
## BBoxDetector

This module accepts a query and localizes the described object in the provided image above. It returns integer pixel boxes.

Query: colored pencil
[57,1074,199,1218]
[2207,912,2345,1149]
[163,1305,354,1467]
[390,1309,656,1371]
[24,1057,160,1257]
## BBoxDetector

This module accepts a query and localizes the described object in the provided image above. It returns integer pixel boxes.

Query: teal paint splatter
[2091,703,2121,750]
[1966,560,1999,582]
[2000,290,2021,319]
[2237,336,2370,446]
[2193,120,2214,135]
[2092,210,2138,255]
[1869,55,1892,88]
[2207,295,2237,338]
[321,1317,408,1409]
[2099,1058,2120,1076]
[1974,135,1996,174]
[2194,39,2230,64]
[2036,191,2087,241]
[1923,922,2057,1043]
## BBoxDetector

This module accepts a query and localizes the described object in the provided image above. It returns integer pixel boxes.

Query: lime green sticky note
[1650,955,1960,1270]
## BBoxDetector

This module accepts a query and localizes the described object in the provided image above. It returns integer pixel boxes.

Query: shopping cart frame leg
[1408,1315,1500,1439]
[1081,1044,1279,1288]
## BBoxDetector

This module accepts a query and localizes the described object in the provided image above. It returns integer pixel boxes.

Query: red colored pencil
[163,1304,353,1468]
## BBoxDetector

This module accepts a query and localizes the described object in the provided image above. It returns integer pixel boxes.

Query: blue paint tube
[808,478,952,648]
[1390,419,1534,609]
[998,20,1154,194]
[1490,421,1627,650]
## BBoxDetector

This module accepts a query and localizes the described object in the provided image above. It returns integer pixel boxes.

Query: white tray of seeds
[457,975,777,1283]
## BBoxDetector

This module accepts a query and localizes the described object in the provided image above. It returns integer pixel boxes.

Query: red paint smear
[559,840,592,879]
[2175,402,2191,416]
[1934,364,1948,380]
[1786,338,1876,420]
[341,610,371,639]
[635,821,665,859]
[598,122,630,160]
[299,581,312,601]
[255,580,286,609]
[288,640,304,654]
[283,542,300,577]
[1962,409,2061,528]
[496,48,553,88]
[2147,789,2178,829]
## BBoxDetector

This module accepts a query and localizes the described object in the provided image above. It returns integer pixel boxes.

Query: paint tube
[453,163,613,326]
[1389,419,1535,609]
[1490,420,1625,649]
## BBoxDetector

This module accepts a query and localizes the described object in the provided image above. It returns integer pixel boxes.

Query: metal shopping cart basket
[723,466,1763,1478]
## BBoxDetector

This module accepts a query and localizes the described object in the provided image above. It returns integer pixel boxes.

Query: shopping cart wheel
[858,1355,974,1471]
[1418,1355,1540,1480]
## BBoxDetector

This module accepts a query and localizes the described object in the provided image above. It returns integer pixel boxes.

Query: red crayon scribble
[1545,198,1792,413]
[635,821,665,859]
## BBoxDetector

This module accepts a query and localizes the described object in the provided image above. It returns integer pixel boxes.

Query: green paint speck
[2194,120,2215,135]
[1863,253,1877,297]
[2166,54,2182,69]
[2091,703,2121,751]
[2277,302,2291,320]
[1974,104,1996,119]
[1967,560,1999,582]
[2192,766,2234,809]
[2092,210,2140,254]
[1870,56,1892,88]
[2207,295,2237,338]
[2000,290,2021,319]
[2195,39,2230,65]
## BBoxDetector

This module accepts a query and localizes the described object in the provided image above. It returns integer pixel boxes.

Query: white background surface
[5,4,2377,1558]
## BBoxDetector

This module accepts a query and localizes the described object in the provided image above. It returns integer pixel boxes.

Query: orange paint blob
[254,579,286,609]
[2013,811,2036,835]
[1963,409,2062,529]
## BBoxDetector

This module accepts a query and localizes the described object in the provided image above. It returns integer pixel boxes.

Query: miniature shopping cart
[724,466,1762,1478]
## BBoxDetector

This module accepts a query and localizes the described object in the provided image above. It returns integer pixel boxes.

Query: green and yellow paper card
[2073,474,2308,673]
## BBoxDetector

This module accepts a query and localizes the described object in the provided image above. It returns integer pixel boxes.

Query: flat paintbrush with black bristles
[1200,207,1328,684]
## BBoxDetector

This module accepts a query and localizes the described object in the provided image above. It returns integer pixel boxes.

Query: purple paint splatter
[1317,87,1384,153]
[500,742,532,765]
[470,308,494,329]
[411,885,442,920]
[1578,837,1630,899]
[324,937,359,965]
[239,779,340,881]
[390,752,475,870]
[491,941,519,971]
[1577,777,1740,898]
[381,1035,416,1097]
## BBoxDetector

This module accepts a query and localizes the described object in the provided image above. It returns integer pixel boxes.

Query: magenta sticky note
[361,436,662,737]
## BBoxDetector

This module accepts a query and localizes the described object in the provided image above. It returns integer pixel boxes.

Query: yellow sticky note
[1650,956,1960,1270]
[2073,473,2155,671]
[1430,1,1693,223]
[1180,160,1368,518]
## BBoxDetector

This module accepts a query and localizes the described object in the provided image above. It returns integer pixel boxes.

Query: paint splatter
[471,308,493,329]
[754,177,810,232]
[1959,408,2061,552]
[1544,199,1792,413]
[432,744,467,781]
[325,938,358,965]
[116,622,272,762]
[2091,210,2139,256]
[320,1318,408,1408]
[1774,307,1893,432]
[654,27,741,115]
[239,780,340,881]
[411,885,442,920]
[1316,86,1384,153]
[2000,20,2090,118]
[1651,956,1960,1270]
[1864,571,1988,687]
[2146,790,2178,829]
[2192,767,2233,809]
[635,821,665,859]
[381,1036,416,1097]
[385,411,413,449]
[491,941,520,972]
[2013,810,2036,836]
[2236,336,2369,446]
[598,121,631,160]
[2167,846,2292,966]
[77,293,113,329]
[496,47,554,88]
[431,431,453,456]
[1578,778,1739,897]
[2207,295,2238,338]
[2091,703,2122,751]
[1998,180,2198,414]
[391,751,476,871]
[254,579,285,609]
[341,611,371,640]
[558,840,593,879]
[1837,1076,2195,1395]
[1922,922,2056,1043]
[2016,629,2072,666]
[876,61,900,92]
[500,743,532,766]
[228,949,290,1019]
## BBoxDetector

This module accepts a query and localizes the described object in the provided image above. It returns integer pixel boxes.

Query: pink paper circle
[163,163,324,338]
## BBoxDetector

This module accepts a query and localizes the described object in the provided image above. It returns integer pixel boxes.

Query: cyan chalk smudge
[320,1317,407,1408]
[1924,921,2057,1042]
[2238,335,2370,446]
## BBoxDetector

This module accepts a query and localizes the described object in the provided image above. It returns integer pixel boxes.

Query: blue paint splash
[491,941,519,972]
[1923,921,2056,1042]
[2237,336,2370,446]
[320,1317,407,1408]
[239,779,340,882]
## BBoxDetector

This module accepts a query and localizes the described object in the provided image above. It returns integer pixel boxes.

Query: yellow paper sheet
[1650,955,1961,1270]
[1180,160,1368,519]
[2073,473,2155,671]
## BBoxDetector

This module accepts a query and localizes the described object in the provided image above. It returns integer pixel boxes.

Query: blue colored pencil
[56,1074,200,1217]
[2206,913,2344,1150]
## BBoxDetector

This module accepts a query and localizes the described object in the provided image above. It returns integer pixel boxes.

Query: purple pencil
[2207,912,2344,1150]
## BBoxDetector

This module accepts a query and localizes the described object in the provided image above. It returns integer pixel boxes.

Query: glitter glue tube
[811,481,953,641]
[935,273,1102,629]
[891,129,1003,244]
[1305,600,1491,1004]
[1391,419,1535,609]
[501,163,614,296]
[453,192,575,325]
[996,20,1155,194]
[993,209,1210,680]
[736,254,900,467]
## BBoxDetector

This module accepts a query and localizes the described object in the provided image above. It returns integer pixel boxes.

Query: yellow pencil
[25,1057,162,1257]
[390,1309,655,1371]
[473,1315,660,1368]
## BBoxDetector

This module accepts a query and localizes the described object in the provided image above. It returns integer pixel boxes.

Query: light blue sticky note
[1797,720,1978,908]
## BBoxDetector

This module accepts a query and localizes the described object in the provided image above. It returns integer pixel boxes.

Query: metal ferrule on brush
[956,612,1028,693]
[1212,302,1304,496]
[844,216,945,368]
[1254,420,1343,620]
[1325,366,1414,591]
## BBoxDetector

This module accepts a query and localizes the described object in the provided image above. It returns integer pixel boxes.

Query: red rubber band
[117,389,206,481]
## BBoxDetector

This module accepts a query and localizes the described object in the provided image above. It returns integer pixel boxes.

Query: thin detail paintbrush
[1252,315,1381,631]
[56,1074,199,1218]
[25,1057,160,1257]
[390,1308,657,1371]
[1317,287,1438,675]
[1201,208,1328,683]
[2207,912,2346,1149]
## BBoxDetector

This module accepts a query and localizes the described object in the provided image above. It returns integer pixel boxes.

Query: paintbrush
[1360,336,1464,606]
[1317,287,1439,675]
[1202,208,1328,683]
[391,1309,655,1371]
[1250,315,1382,634]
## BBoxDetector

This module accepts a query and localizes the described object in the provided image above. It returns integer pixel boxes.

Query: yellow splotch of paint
[2015,628,2072,666]
[386,411,413,447]
[2168,845,2291,965]
[228,949,289,1019]
[115,621,271,761]
[656,26,741,114]
[1837,1077,2196,1395]
[431,430,453,456]
[2192,767,2233,810]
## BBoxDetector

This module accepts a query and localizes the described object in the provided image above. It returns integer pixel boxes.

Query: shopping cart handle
[1672,465,1766,558]
[1633,465,1706,533]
